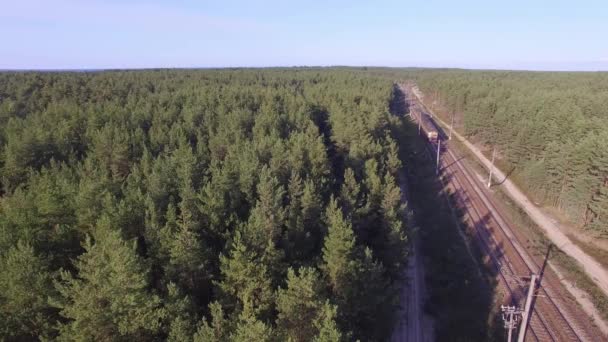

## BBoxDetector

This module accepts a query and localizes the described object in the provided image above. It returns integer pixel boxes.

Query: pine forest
[0,69,408,341]
[1,68,607,341]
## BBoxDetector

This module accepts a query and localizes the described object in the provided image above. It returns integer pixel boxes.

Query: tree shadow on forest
[308,104,344,189]
[390,100,505,340]
[424,164,508,340]
[390,84,409,117]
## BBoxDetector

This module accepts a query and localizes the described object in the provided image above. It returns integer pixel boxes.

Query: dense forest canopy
[409,70,608,234]
[3,66,606,340]
[0,69,409,341]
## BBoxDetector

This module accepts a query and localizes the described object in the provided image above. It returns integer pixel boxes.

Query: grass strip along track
[401,83,605,341]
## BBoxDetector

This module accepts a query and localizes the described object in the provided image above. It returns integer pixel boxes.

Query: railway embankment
[408,83,608,336]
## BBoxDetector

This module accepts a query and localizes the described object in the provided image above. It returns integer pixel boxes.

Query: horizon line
[2,65,608,73]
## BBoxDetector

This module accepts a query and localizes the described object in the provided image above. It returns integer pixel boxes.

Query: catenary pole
[517,274,537,342]
[507,309,514,342]
[449,112,455,140]
[436,139,441,175]
[487,148,496,188]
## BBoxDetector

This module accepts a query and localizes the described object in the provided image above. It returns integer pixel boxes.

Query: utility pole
[487,148,496,188]
[517,274,538,342]
[501,305,522,342]
[418,112,421,135]
[436,139,441,175]
[449,112,455,140]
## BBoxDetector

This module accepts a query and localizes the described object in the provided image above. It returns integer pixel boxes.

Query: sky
[1,0,608,71]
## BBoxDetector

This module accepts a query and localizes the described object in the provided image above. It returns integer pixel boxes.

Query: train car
[418,112,439,141]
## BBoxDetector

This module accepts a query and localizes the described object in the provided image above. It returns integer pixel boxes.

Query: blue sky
[2,0,608,70]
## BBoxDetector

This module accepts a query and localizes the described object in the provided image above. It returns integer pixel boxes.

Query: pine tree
[166,197,210,302]
[586,134,608,230]
[198,162,243,250]
[357,158,384,243]
[350,248,395,341]
[286,171,304,235]
[588,181,608,233]
[384,134,402,178]
[364,158,383,209]
[90,124,132,181]
[230,308,274,342]
[168,317,195,342]
[378,172,408,277]
[284,171,305,263]
[304,129,332,197]
[241,166,287,282]
[321,198,357,298]
[562,138,596,219]
[216,232,274,320]
[74,161,112,229]
[0,242,57,340]
[313,302,342,342]
[543,140,568,205]
[52,219,165,341]
[165,283,197,342]
[339,168,361,219]
[276,267,325,341]
[157,201,179,262]
[301,179,323,256]
[194,302,230,342]
[244,166,286,249]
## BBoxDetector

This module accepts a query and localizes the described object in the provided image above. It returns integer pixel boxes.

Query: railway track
[402,85,604,341]
[441,144,580,341]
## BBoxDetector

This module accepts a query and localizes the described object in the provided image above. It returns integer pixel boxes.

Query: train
[418,112,439,142]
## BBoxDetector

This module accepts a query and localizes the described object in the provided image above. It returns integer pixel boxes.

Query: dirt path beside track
[429,109,608,298]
